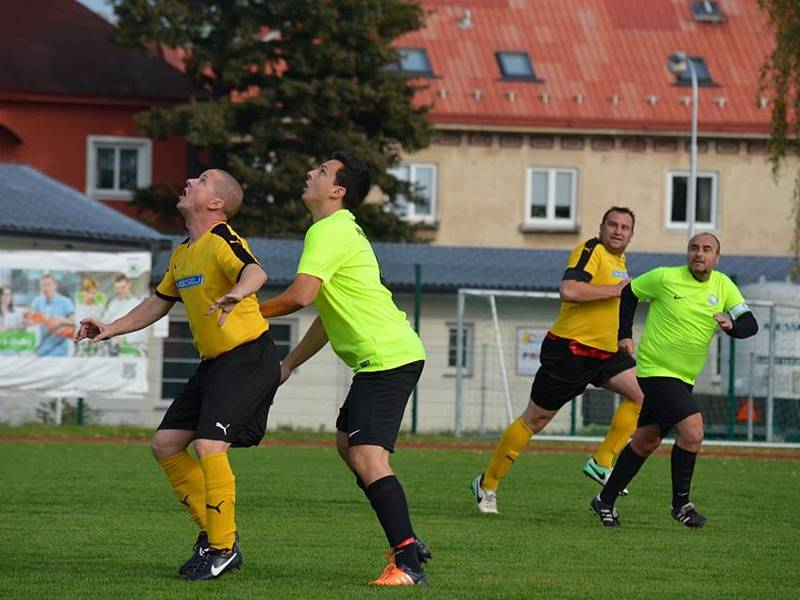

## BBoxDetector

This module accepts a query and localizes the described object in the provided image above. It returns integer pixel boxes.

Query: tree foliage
[111,0,432,240]
[758,0,800,279]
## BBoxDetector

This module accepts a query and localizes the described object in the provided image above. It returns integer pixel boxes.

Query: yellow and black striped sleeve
[562,238,601,283]
[211,223,260,283]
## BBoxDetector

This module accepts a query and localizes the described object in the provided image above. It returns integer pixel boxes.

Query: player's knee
[521,404,551,432]
[348,446,389,480]
[150,435,177,460]
[679,428,704,449]
[631,435,659,457]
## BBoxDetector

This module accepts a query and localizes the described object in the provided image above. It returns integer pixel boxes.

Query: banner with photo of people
[0,251,154,394]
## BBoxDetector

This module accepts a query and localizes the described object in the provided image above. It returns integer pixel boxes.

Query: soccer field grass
[2,440,798,599]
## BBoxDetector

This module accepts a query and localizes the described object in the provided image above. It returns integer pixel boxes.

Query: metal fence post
[766,305,777,442]
[726,333,736,440]
[479,343,487,435]
[412,263,422,434]
[455,290,465,437]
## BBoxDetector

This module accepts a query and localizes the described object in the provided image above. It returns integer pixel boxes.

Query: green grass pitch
[1,440,798,599]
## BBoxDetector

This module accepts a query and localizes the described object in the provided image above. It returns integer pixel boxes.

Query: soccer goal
[453,288,800,446]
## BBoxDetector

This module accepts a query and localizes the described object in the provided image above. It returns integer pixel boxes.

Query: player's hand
[618,337,635,355]
[613,279,631,296]
[206,290,244,326]
[714,312,733,331]
[75,318,113,342]
[279,361,292,385]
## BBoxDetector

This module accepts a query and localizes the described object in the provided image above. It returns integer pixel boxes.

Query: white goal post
[455,288,560,437]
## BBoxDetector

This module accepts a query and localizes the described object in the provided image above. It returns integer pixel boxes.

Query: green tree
[111,0,432,241]
[758,0,800,279]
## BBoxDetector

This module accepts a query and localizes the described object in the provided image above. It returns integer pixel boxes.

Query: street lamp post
[667,52,699,241]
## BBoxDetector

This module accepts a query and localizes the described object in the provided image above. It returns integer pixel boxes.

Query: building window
[667,171,718,229]
[387,48,434,77]
[161,319,200,401]
[388,163,437,224]
[524,167,577,229]
[495,51,540,82]
[447,323,474,375]
[86,135,152,200]
[160,318,296,401]
[268,319,297,360]
[674,56,714,86]
[690,1,723,22]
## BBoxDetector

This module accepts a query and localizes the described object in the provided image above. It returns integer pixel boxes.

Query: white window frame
[388,162,438,225]
[446,322,474,377]
[86,135,152,200]
[523,167,578,230]
[665,170,718,231]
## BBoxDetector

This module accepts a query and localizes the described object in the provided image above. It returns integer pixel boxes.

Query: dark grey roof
[0,165,169,247]
[154,235,794,292]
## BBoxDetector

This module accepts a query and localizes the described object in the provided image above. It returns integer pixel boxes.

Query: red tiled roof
[0,0,194,100]
[397,0,775,134]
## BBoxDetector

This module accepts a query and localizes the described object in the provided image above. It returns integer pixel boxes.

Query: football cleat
[415,538,432,564]
[470,474,498,514]
[385,538,432,565]
[184,544,242,581]
[590,495,621,527]
[582,458,629,496]
[178,531,209,577]
[370,563,428,586]
[672,502,709,528]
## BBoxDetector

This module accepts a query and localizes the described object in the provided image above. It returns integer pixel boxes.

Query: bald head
[688,232,720,255]
[210,169,244,219]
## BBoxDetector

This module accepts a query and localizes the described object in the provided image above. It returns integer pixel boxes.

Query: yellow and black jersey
[156,222,267,359]
[550,237,628,353]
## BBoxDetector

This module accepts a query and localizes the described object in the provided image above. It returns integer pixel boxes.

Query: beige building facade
[396,129,796,256]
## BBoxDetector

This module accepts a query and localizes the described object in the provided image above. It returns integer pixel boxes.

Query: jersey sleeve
[211,224,260,283]
[296,220,351,283]
[155,252,181,302]
[630,267,665,301]
[722,275,749,318]
[562,239,602,282]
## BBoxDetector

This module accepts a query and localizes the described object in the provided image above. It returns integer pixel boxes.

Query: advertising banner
[516,327,548,376]
[0,251,152,394]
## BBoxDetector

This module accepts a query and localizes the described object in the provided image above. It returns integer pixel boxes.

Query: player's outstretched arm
[279,316,329,384]
[206,263,267,326]
[560,279,629,303]
[259,274,321,318]
[75,295,173,343]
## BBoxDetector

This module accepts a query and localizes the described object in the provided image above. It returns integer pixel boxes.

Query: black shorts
[529,334,636,411]
[637,376,700,437]
[335,360,424,453]
[158,331,281,448]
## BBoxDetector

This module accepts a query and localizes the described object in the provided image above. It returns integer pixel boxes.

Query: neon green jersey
[296,210,425,373]
[631,266,749,384]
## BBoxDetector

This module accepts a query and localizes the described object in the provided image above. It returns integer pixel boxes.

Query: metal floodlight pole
[687,59,699,242]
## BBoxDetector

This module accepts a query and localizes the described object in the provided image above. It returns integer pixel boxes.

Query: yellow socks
[200,452,237,550]
[482,417,534,491]
[594,398,642,469]
[158,450,207,530]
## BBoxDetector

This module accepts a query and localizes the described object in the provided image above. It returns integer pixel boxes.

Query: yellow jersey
[550,238,628,352]
[156,222,267,359]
